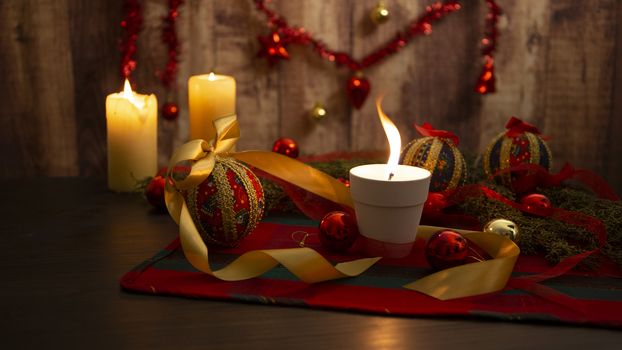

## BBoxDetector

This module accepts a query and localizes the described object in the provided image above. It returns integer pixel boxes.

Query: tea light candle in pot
[349,98,431,258]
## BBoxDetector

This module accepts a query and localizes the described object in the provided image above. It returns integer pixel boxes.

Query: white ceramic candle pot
[349,164,431,258]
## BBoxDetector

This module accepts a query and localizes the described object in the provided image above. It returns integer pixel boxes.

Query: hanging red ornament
[257,32,290,65]
[346,75,371,109]
[272,137,299,158]
[520,193,552,215]
[319,211,359,252]
[145,175,167,211]
[161,102,179,120]
[425,229,469,270]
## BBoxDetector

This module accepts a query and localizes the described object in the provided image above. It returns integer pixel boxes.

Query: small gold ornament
[310,102,327,120]
[370,2,390,25]
[483,219,520,242]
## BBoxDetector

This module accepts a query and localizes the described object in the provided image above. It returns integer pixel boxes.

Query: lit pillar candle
[188,72,236,141]
[106,80,158,192]
[349,98,431,258]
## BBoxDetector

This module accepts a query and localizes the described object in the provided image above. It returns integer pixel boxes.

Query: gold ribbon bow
[165,115,519,299]
[165,115,379,283]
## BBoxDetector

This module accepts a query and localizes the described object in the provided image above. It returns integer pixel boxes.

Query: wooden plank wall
[1,0,621,194]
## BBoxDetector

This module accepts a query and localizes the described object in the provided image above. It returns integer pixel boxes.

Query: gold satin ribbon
[165,115,379,284]
[404,226,519,300]
[165,115,519,300]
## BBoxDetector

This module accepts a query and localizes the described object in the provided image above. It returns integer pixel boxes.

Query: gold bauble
[370,2,390,25]
[310,102,327,120]
[483,219,520,242]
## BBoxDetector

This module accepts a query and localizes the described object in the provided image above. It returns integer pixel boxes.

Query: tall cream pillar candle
[106,80,158,192]
[188,72,236,141]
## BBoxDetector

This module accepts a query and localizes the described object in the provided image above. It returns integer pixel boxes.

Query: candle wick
[388,172,394,181]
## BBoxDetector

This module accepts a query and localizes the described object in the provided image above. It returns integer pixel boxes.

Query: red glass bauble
[145,175,167,211]
[319,211,359,252]
[346,75,370,109]
[520,193,552,214]
[337,177,350,187]
[423,192,448,215]
[425,230,469,270]
[161,102,179,120]
[272,137,299,158]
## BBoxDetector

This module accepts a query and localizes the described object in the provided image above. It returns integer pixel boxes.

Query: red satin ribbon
[414,122,460,146]
[448,182,608,309]
[492,163,620,201]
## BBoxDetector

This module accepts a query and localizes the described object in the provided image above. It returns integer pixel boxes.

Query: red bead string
[119,0,143,80]
[160,0,184,120]
[255,0,461,71]
[159,0,184,88]
[255,0,503,107]
[475,0,502,94]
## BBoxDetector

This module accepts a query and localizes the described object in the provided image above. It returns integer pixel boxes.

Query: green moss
[261,157,622,269]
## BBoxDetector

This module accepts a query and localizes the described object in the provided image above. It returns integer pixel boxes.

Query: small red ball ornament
[161,102,179,120]
[272,137,299,158]
[145,175,167,211]
[337,177,350,187]
[425,230,469,270]
[423,192,448,215]
[520,193,552,215]
[319,211,359,252]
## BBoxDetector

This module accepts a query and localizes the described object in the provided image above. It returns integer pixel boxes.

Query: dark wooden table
[1,178,620,349]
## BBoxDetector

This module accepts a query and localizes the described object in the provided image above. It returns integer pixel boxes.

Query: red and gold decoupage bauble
[483,117,553,186]
[400,123,467,192]
[183,157,264,247]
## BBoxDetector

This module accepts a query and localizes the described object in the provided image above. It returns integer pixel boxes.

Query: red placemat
[121,215,622,328]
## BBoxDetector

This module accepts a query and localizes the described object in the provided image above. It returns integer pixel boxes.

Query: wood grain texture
[175,0,216,150]
[607,0,622,195]
[0,0,78,177]
[218,0,280,151]
[68,0,121,176]
[408,0,483,152]
[277,0,352,154]
[2,177,622,349]
[350,0,423,152]
[541,0,617,173]
[476,0,550,151]
[0,0,621,194]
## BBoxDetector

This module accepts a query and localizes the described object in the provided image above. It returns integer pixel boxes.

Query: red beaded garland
[119,0,142,80]
[475,0,502,94]
[319,211,359,252]
[425,230,469,270]
[272,137,299,158]
[159,0,184,88]
[254,0,473,108]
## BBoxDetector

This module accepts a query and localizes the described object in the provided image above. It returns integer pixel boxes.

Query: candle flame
[208,72,216,81]
[121,79,144,109]
[376,96,401,178]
